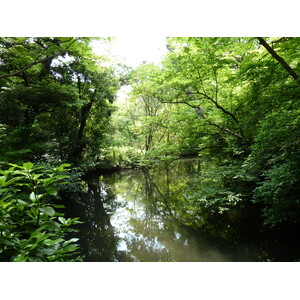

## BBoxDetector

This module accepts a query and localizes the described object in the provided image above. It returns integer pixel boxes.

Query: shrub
[0,162,82,261]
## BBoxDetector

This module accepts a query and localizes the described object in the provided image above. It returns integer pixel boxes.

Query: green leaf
[29,192,36,202]
[6,176,24,185]
[27,207,39,219]
[13,254,26,262]
[53,175,69,180]
[63,238,79,246]
[1,239,16,246]
[46,187,57,196]
[29,256,43,262]
[29,192,44,202]
[58,217,66,224]
[32,174,43,181]
[1,194,14,202]
[37,248,56,256]
[63,244,78,252]
[8,163,21,168]
[36,232,51,244]
[40,178,56,185]
[30,230,45,240]
[52,204,65,209]
[0,176,6,185]
[22,162,34,170]
[40,206,56,217]
[24,243,38,250]
[44,238,64,246]
[40,220,61,230]
[17,183,32,188]
[30,230,43,239]
[17,199,27,205]
[57,163,71,169]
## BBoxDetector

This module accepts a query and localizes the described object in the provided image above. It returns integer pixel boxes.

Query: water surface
[65,158,300,261]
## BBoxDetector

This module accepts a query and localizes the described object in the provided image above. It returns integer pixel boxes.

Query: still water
[65,158,300,262]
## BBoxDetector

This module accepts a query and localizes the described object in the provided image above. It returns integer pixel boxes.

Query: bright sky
[92,36,168,68]
[92,37,169,102]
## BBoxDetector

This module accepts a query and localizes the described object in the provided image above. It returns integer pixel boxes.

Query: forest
[0,37,299,262]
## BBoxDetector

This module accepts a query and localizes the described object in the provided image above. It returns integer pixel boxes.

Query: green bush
[0,162,82,261]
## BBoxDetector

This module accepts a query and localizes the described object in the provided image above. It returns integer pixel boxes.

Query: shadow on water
[64,176,132,261]
[64,158,300,262]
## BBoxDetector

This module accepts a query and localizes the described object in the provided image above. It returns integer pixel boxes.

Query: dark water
[65,158,300,262]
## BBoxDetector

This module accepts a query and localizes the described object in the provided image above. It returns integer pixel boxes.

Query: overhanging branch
[159,99,243,139]
[257,37,299,81]
[187,89,240,124]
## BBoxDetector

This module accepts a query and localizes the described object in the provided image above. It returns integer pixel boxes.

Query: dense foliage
[110,37,300,227]
[0,162,81,261]
[0,37,122,164]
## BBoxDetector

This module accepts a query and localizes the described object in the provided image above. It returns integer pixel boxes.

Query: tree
[0,37,121,164]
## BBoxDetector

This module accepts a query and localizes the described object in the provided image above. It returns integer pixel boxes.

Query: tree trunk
[69,81,97,163]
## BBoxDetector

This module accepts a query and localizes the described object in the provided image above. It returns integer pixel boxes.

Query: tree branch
[205,119,243,139]
[0,39,77,79]
[189,89,240,124]
[257,37,299,81]
[159,99,243,139]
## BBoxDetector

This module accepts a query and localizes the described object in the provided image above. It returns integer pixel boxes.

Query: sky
[92,36,168,68]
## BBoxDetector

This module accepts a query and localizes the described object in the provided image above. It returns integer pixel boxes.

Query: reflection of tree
[82,180,117,261]
[143,168,186,227]
[124,162,256,261]
[65,173,129,261]
[61,161,254,261]
[111,168,194,261]
[65,159,284,261]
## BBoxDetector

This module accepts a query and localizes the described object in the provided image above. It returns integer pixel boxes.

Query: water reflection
[84,159,241,261]
[65,158,300,261]
[65,176,130,261]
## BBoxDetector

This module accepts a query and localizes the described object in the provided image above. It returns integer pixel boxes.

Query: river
[64,158,300,262]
